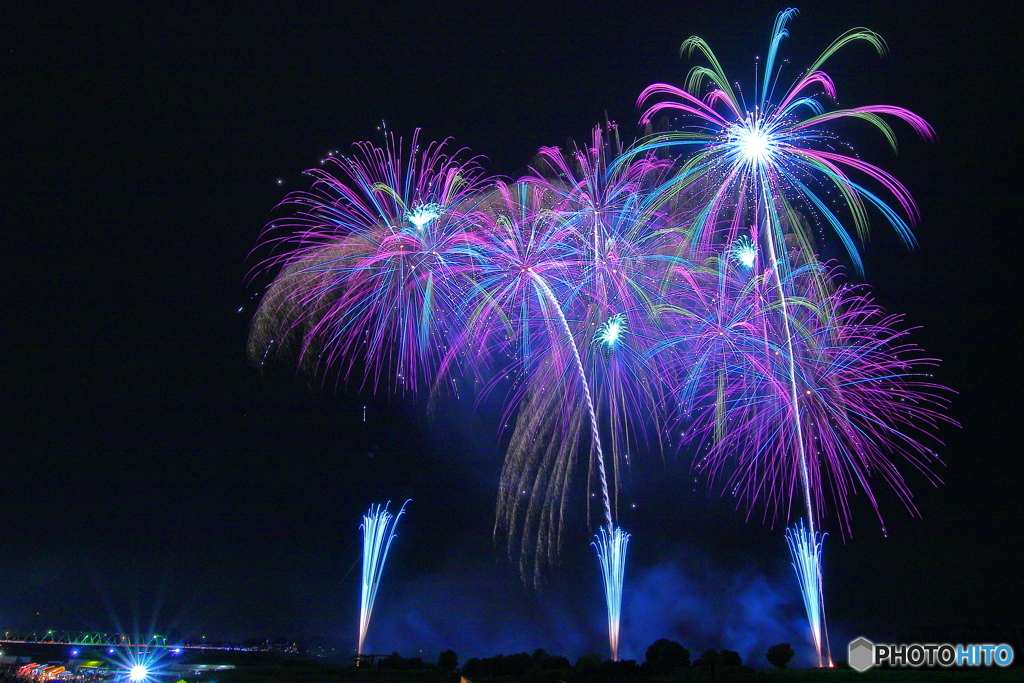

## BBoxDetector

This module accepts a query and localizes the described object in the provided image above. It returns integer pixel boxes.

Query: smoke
[620,553,816,667]
[363,545,819,668]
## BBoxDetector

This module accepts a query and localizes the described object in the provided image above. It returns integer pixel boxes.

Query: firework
[475,128,675,658]
[246,11,953,663]
[248,130,495,393]
[628,10,942,664]
[358,500,409,658]
[662,249,951,664]
[475,181,621,578]
[671,258,951,536]
[626,8,935,277]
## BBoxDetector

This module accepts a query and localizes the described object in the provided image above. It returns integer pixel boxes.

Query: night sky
[4,0,1019,668]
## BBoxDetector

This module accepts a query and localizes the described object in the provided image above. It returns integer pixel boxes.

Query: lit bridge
[0,630,240,651]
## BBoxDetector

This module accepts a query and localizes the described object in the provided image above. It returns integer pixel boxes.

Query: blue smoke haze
[363,546,823,669]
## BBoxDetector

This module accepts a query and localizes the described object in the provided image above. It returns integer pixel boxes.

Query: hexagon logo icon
[849,637,875,672]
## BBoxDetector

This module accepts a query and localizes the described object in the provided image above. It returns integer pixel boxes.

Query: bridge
[0,629,240,650]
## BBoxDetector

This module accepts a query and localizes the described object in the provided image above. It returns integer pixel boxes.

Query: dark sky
[3,0,1019,668]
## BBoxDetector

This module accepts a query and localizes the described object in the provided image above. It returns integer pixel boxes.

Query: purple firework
[474,127,685,578]
[474,127,684,659]
[243,13,956,665]
[248,129,496,393]
[667,256,954,536]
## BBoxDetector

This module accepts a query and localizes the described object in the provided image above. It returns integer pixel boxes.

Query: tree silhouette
[644,638,690,674]
[438,649,458,671]
[767,643,796,669]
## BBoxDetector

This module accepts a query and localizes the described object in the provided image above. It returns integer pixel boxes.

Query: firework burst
[248,130,495,393]
[247,11,954,665]
[626,7,935,277]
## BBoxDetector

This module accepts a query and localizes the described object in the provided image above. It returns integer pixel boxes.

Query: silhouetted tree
[644,638,690,674]
[720,650,742,667]
[463,652,535,678]
[597,659,639,681]
[694,649,720,667]
[462,657,482,676]
[575,653,602,671]
[532,648,570,670]
[438,649,458,671]
[505,652,533,677]
[767,643,795,669]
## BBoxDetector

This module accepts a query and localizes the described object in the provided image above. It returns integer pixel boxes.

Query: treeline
[378,639,798,679]
[209,641,803,683]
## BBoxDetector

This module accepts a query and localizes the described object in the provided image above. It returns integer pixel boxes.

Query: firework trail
[634,9,940,665]
[530,125,683,513]
[471,180,611,574]
[358,500,409,659]
[471,182,626,657]
[475,130,683,657]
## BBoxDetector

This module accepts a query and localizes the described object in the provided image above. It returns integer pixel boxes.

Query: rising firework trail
[529,274,627,661]
[358,500,409,659]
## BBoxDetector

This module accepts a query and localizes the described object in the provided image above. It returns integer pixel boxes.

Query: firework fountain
[358,500,409,659]
[593,525,630,661]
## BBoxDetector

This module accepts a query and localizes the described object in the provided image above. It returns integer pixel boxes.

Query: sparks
[729,234,757,267]
[729,115,776,165]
